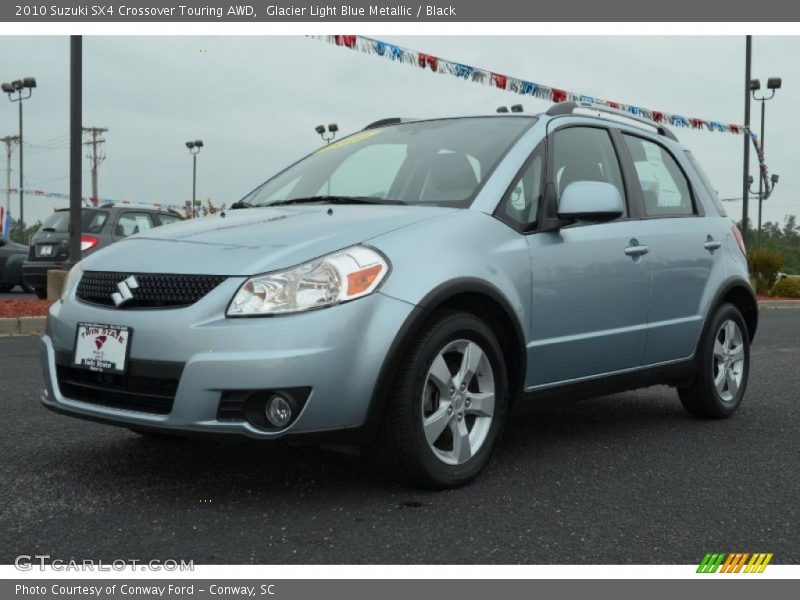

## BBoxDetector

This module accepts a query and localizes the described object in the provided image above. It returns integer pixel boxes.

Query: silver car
[41,103,757,488]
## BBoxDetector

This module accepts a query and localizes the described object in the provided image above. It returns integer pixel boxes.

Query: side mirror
[557,181,624,222]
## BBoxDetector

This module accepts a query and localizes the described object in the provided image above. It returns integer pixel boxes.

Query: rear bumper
[40,284,415,442]
[23,260,66,289]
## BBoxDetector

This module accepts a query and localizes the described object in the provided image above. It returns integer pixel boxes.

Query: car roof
[364,104,680,146]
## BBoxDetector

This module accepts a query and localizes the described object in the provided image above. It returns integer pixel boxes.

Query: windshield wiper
[268,195,406,206]
[229,200,256,209]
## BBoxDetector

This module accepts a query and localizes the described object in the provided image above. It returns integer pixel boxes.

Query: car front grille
[55,354,184,415]
[76,271,227,308]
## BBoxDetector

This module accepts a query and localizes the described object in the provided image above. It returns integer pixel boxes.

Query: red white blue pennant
[313,35,774,200]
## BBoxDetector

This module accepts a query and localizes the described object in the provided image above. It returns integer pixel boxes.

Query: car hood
[81,204,453,276]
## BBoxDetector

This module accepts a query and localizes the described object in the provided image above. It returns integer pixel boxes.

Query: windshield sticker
[316,130,380,153]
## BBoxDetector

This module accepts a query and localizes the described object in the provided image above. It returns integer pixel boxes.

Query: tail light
[80,234,99,252]
[732,225,746,258]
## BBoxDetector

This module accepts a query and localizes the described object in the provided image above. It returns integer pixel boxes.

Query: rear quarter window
[685,150,726,217]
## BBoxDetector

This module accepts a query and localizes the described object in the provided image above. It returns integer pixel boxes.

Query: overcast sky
[0,35,797,227]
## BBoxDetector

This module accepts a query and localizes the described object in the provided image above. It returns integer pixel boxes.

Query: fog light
[265,394,292,428]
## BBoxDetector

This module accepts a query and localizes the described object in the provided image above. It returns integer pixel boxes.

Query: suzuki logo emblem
[111,275,139,307]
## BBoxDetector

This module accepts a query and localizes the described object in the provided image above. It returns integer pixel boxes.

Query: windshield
[242,117,535,208]
[41,209,109,234]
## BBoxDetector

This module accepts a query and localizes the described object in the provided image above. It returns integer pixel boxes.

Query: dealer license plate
[37,244,55,257]
[73,323,132,374]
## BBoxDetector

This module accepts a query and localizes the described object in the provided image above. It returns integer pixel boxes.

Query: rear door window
[623,135,695,217]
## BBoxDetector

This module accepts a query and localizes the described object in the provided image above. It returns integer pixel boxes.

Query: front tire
[678,303,750,418]
[376,310,509,489]
[33,287,47,300]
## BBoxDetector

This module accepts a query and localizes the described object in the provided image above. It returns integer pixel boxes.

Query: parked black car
[0,237,31,293]
[23,204,183,299]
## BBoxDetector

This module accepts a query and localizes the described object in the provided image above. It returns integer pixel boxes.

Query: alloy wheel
[421,339,495,465]
[712,319,745,402]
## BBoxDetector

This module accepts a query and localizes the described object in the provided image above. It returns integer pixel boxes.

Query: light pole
[750,77,782,245]
[748,173,779,220]
[185,140,203,218]
[315,123,338,145]
[1,77,36,241]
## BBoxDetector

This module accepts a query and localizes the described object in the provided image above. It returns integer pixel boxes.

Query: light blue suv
[41,102,757,488]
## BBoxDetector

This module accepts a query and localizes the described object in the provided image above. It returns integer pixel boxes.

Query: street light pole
[2,77,36,241]
[750,76,781,246]
[17,95,22,234]
[741,35,752,247]
[1,135,19,228]
[192,153,197,216]
[185,140,203,218]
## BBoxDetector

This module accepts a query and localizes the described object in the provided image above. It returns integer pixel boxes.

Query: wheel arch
[698,278,758,354]
[359,279,527,444]
[716,280,758,342]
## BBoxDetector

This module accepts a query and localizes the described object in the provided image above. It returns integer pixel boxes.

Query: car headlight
[61,261,84,301]
[227,246,389,316]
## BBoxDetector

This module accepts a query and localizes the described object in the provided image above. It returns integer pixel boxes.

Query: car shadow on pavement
[49,386,695,496]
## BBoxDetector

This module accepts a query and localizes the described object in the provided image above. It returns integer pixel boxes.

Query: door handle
[625,239,649,257]
[704,238,722,252]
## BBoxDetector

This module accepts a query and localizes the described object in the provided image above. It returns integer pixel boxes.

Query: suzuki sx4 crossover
[42,103,757,488]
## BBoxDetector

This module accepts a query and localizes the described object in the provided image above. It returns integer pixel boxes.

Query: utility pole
[1,135,19,225]
[69,36,82,269]
[82,126,107,206]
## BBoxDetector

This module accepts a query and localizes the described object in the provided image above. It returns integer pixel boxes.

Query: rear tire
[0,284,13,293]
[678,303,750,419]
[375,310,509,489]
[33,287,47,300]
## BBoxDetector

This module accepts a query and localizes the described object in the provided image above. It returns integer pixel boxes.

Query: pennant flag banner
[312,35,775,200]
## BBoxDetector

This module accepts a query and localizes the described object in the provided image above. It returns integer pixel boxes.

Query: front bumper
[41,277,415,440]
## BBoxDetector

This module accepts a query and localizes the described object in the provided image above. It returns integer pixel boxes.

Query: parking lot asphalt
[1,307,798,565]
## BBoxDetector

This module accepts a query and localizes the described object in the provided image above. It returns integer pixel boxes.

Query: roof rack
[363,117,415,130]
[546,101,678,142]
[98,202,181,213]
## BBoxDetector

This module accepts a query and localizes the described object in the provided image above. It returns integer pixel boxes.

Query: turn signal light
[347,264,383,296]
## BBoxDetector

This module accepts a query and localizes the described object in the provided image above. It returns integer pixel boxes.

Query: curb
[758,300,800,309]
[0,316,46,337]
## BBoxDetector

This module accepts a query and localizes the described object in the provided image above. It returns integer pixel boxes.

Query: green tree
[9,219,42,245]
[738,215,800,275]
